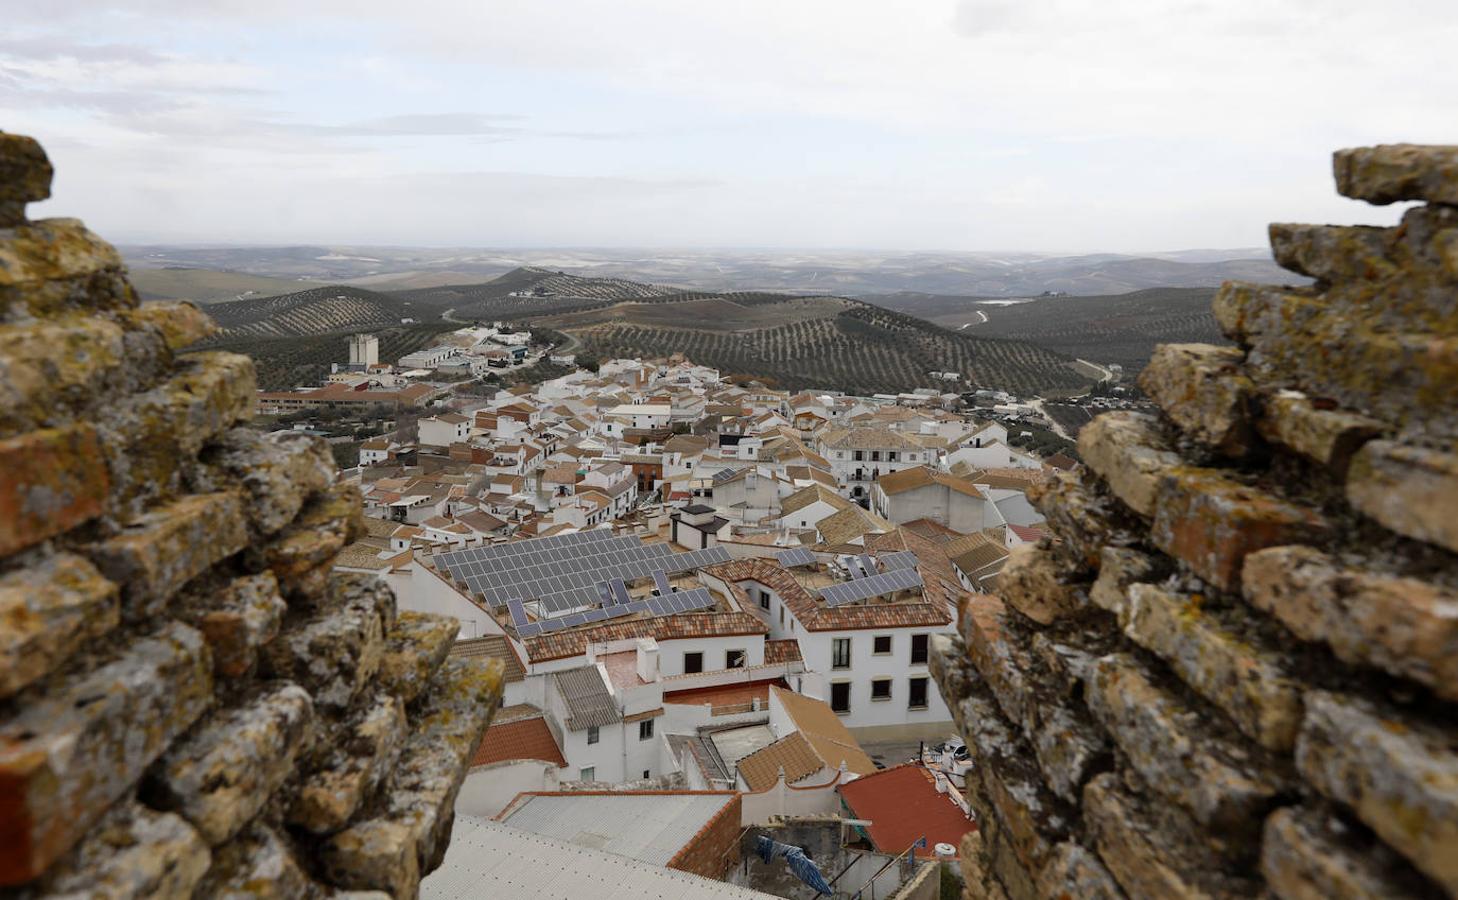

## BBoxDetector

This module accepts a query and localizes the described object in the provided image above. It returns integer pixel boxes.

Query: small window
[830,682,851,714]
[779,605,785,626]
[832,638,851,670]
[643,769,651,779]
[639,719,655,740]
[580,766,595,782]
[911,634,929,665]
[909,676,929,709]
[871,678,892,701]
[587,726,600,745]
[727,649,747,669]
[873,635,892,655]
[759,590,770,610]
[684,651,703,674]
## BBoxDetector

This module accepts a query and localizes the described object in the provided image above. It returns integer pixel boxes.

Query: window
[871,678,892,701]
[779,606,785,626]
[873,635,892,656]
[759,590,770,610]
[639,719,655,740]
[580,767,595,782]
[832,638,851,670]
[911,634,929,665]
[587,726,600,745]
[643,769,651,779]
[909,676,929,709]
[830,682,851,714]
[684,651,703,674]
[727,649,747,669]
[853,450,865,461]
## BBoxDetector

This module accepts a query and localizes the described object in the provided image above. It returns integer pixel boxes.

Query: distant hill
[200,286,443,340]
[869,287,1225,372]
[128,267,322,304]
[394,266,678,320]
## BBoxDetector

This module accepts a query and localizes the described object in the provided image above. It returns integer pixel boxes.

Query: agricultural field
[129,268,322,304]
[395,266,679,321]
[200,286,445,340]
[869,287,1227,372]
[204,323,459,391]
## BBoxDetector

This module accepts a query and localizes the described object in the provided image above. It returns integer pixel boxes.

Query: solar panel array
[776,547,817,568]
[878,550,919,572]
[435,532,732,630]
[818,566,925,607]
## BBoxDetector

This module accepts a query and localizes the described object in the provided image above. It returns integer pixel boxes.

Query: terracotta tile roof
[764,639,803,666]
[838,764,976,858]
[1008,523,1052,543]
[781,484,852,517]
[523,611,768,663]
[737,731,824,791]
[707,557,951,632]
[875,465,987,500]
[450,634,526,683]
[663,679,781,711]
[817,425,923,451]
[771,686,877,776]
[815,506,895,547]
[864,528,965,611]
[471,715,568,769]
[945,532,1011,578]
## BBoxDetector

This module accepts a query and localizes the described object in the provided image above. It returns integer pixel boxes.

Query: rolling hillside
[868,287,1226,372]
[129,268,323,304]
[200,286,441,339]
[394,266,678,320]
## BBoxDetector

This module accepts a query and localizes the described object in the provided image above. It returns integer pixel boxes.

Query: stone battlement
[933,144,1458,899]
[0,131,502,898]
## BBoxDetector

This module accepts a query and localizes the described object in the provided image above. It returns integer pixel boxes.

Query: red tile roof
[707,557,951,632]
[764,639,803,666]
[662,679,783,711]
[523,611,768,663]
[470,715,568,769]
[838,764,976,859]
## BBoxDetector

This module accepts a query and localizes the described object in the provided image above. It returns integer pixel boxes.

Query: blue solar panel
[776,547,816,567]
[878,551,918,572]
[652,571,673,596]
[858,554,879,576]
[819,567,924,606]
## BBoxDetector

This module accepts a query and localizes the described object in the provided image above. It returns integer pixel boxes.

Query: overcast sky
[3,0,1454,252]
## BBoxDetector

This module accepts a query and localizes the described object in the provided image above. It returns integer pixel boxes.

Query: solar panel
[517,622,543,637]
[652,571,673,596]
[608,580,632,605]
[858,554,879,576]
[819,567,924,606]
[506,597,529,627]
[878,551,918,572]
[776,547,817,568]
[674,588,716,611]
[843,556,865,579]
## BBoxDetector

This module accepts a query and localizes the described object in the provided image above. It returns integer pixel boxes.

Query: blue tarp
[755,835,835,895]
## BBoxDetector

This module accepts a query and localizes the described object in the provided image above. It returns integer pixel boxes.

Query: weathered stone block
[1025,471,1144,571]
[1269,222,1399,283]
[262,482,366,598]
[1346,440,1458,554]
[1083,773,1260,899]
[177,572,287,679]
[32,801,211,900]
[1262,805,1442,900]
[0,132,52,226]
[0,552,118,699]
[0,218,133,320]
[1035,842,1125,900]
[0,425,110,557]
[1077,411,1182,517]
[1150,467,1328,592]
[1295,691,1458,893]
[0,317,126,436]
[996,543,1088,626]
[89,491,250,618]
[194,823,313,900]
[290,692,408,835]
[321,657,504,898]
[1333,144,1458,206]
[261,575,394,712]
[1088,546,1165,617]
[1211,280,1326,346]
[1138,343,1256,456]
[378,612,460,704]
[201,428,337,537]
[118,301,218,351]
[1086,653,1287,836]
[1256,390,1384,476]
[0,623,213,885]
[1122,583,1305,752]
[1244,545,1458,701]
[147,683,314,845]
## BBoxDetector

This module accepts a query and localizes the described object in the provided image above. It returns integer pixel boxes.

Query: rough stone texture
[1261,805,1443,900]
[0,624,213,884]
[0,135,499,896]
[1086,653,1287,837]
[1149,467,1328,592]
[146,684,315,845]
[0,425,110,556]
[289,692,408,835]
[933,143,1458,899]
[89,491,250,618]
[0,553,118,699]
[1138,342,1256,456]
[1256,390,1385,476]
[27,802,211,900]
[1076,411,1182,517]
[996,543,1088,625]
[1346,440,1458,554]
[1295,692,1458,893]
[1244,545,1458,701]
[1122,583,1305,752]
[1333,144,1458,206]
